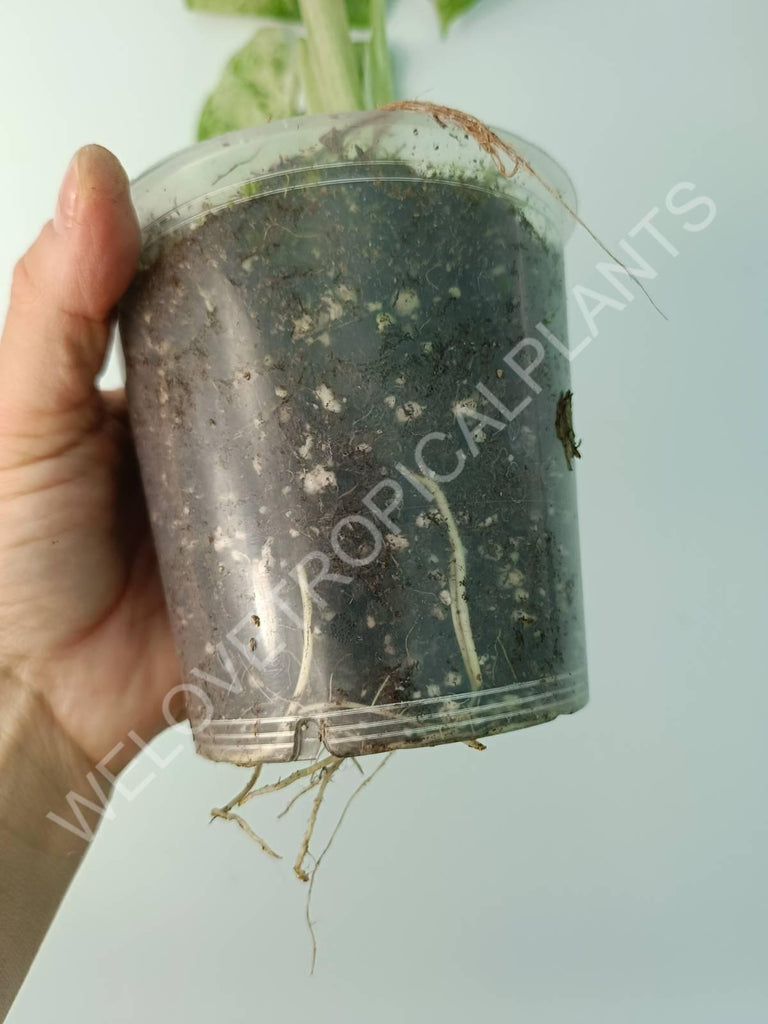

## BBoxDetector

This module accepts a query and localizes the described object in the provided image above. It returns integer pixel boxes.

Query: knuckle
[10,252,38,308]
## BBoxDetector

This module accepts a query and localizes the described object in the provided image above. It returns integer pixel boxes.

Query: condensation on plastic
[120,110,588,765]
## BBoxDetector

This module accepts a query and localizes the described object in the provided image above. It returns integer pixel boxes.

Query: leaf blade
[431,0,482,34]
[197,26,301,141]
[343,0,374,28]
[186,0,302,18]
[185,0,373,27]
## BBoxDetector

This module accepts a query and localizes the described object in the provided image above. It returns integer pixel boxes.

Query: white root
[287,560,314,718]
[294,758,343,882]
[276,778,319,819]
[239,755,338,805]
[209,807,281,859]
[413,473,483,690]
[218,764,262,813]
[306,752,395,972]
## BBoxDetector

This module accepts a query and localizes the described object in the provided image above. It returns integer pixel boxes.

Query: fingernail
[54,152,81,234]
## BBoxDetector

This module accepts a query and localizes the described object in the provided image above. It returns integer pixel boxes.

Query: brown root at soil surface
[380,100,666,318]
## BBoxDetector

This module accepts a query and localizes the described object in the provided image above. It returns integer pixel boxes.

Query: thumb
[0,145,140,436]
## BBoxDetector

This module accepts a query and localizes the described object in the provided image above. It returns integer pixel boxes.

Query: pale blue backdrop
[1,1,766,1021]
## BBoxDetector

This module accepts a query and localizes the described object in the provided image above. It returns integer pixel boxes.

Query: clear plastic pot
[119,109,588,765]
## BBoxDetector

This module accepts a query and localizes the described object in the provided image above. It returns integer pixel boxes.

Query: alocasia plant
[187,0,486,139]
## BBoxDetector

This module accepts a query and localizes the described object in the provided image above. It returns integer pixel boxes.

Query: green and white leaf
[431,0,482,33]
[197,26,300,141]
[363,0,394,106]
[185,0,374,28]
[186,0,301,17]
[342,0,375,29]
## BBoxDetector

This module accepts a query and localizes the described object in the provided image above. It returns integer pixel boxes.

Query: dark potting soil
[121,174,587,758]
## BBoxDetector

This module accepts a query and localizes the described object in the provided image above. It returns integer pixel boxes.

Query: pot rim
[131,109,578,247]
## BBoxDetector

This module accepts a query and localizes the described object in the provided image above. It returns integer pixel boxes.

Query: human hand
[0,145,180,776]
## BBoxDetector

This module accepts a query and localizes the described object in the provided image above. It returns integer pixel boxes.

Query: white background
[2,1,767,1021]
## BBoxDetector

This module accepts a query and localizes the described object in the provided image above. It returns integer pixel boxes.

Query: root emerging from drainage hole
[211,751,390,969]
[304,751,394,972]
[211,472,490,968]
[211,741,484,970]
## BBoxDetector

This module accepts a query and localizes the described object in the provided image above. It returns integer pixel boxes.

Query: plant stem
[366,0,394,106]
[298,0,363,112]
[296,37,323,114]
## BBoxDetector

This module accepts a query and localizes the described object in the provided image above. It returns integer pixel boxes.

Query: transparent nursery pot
[119,109,589,765]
